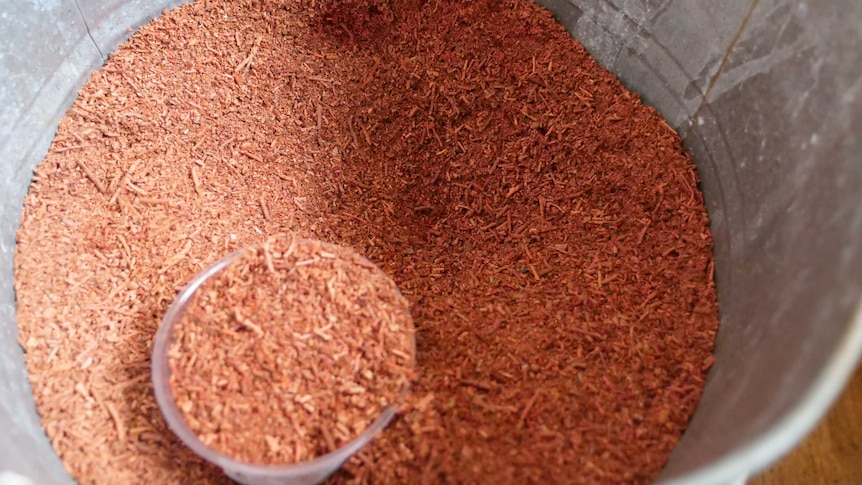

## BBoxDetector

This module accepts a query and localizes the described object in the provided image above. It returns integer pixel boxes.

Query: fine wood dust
[167,235,415,465]
[14,0,719,483]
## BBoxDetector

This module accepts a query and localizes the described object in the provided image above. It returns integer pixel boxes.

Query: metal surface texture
[2,1,861,483]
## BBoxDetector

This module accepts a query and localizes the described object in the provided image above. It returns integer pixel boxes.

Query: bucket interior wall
[2,1,861,484]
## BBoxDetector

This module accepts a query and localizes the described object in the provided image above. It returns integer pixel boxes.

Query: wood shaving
[167,235,414,464]
[14,0,719,483]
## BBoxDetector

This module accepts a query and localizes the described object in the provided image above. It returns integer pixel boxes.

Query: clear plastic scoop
[151,248,405,485]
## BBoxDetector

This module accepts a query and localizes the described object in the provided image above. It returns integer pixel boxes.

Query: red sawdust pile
[14,0,718,483]
[167,235,415,465]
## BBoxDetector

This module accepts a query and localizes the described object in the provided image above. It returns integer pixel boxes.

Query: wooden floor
[749,366,862,484]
